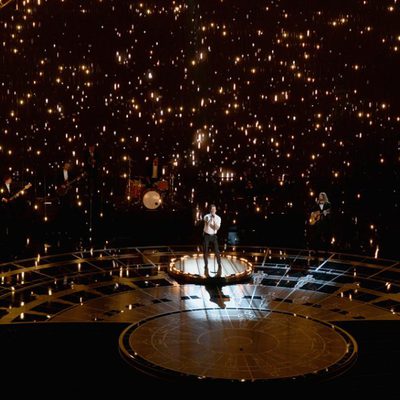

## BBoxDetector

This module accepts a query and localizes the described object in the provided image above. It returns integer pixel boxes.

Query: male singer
[203,204,222,277]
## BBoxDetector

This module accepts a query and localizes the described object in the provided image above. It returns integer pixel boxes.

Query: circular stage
[168,254,253,284]
[119,308,357,382]
[1,245,400,387]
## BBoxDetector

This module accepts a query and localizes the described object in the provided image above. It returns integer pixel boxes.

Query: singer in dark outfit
[203,204,222,277]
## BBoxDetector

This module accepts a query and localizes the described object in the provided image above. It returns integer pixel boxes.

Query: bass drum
[142,190,162,210]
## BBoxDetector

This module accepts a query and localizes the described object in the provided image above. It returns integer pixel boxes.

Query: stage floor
[120,307,356,381]
[169,254,252,283]
[0,246,399,383]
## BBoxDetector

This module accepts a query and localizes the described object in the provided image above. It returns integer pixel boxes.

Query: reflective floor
[169,253,253,283]
[120,308,356,381]
[0,246,399,386]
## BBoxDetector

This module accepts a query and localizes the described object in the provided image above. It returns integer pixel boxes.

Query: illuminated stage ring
[1,246,400,324]
[119,308,358,384]
[168,254,253,284]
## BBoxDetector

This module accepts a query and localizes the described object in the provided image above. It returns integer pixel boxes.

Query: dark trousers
[203,233,222,268]
[309,220,331,252]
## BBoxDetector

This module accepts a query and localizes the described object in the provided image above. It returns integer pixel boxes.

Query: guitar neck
[67,172,87,185]
[10,191,22,201]
[9,184,32,201]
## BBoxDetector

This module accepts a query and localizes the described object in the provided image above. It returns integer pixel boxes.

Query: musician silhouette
[0,175,16,203]
[1,175,16,246]
[84,144,100,195]
[308,192,332,255]
[56,162,79,243]
[58,162,76,192]
[0,175,26,259]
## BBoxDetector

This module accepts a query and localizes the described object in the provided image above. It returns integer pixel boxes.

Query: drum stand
[168,173,177,205]
[127,156,132,201]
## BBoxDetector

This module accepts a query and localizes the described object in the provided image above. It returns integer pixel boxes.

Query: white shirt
[319,203,324,210]
[5,183,10,193]
[203,213,221,235]
[63,170,69,182]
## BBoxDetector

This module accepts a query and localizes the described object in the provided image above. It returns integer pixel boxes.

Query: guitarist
[0,175,16,203]
[57,161,88,197]
[56,161,83,242]
[0,175,15,259]
[308,192,332,255]
[58,162,75,195]
[0,175,28,259]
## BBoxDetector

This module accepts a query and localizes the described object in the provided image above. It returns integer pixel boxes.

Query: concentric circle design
[1,246,400,325]
[168,254,253,283]
[119,308,357,382]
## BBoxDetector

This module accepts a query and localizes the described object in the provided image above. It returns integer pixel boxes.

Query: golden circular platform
[119,308,357,383]
[168,254,253,284]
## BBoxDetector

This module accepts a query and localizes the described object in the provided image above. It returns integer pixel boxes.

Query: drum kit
[126,177,171,210]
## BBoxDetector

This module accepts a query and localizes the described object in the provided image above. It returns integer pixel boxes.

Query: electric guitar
[309,209,330,225]
[56,172,87,196]
[1,183,32,203]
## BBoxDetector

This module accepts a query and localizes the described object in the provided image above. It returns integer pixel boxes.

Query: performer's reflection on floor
[205,281,230,309]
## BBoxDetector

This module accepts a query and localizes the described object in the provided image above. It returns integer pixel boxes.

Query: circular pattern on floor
[168,254,253,283]
[119,308,357,382]
[1,246,400,324]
